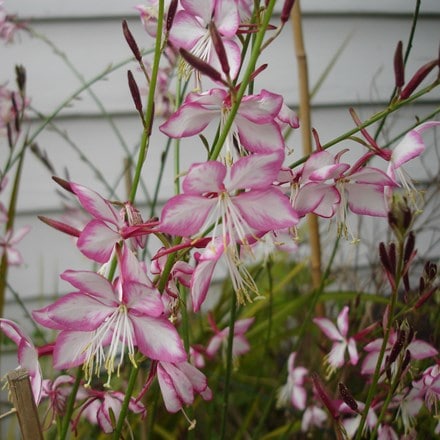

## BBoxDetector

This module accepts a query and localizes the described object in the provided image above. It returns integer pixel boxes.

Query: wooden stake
[7,368,43,440]
[290,1,324,314]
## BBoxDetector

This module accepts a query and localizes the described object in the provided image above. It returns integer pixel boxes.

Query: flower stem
[354,240,405,439]
[208,0,277,161]
[59,367,83,440]
[112,364,139,439]
[129,0,165,203]
[219,291,238,440]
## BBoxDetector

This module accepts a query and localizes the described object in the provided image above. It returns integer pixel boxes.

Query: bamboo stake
[7,368,43,440]
[290,1,324,314]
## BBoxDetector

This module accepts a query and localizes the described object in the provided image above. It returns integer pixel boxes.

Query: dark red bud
[394,41,404,88]
[401,350,411,371]
[209,21,230,76]
[15,65,26,92]
[127,70,143,116]
[52,176,74,193]
[400,59,437,100]
[388,328,406,365]
[312,373,339,420]
[166,0,178,32]
[38,216,81,237]
[338,383,358,412]
[415,286,438,309]
[179,48,224,84]
[379,242,392,274]
[281,0,296,24]
[388,242,397,277]
[404,231,415,264]
[122,19,142,62]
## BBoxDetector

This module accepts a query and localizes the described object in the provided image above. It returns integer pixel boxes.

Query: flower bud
[127,70,143,117]
[281,0,296,24]
[394,41,404,89]
[122,19,142,62]
[312,373,339,420]
[338,383,358,412]
[15,65,26,93]
[166,0,178,32]
[209,21,230,76]
[400,59,437,100]
[179,48,224,84]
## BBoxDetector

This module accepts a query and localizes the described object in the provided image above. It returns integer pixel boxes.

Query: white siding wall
[1,0,439,367]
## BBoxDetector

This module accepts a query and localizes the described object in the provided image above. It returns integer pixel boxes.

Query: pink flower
[160,88,292,158]
[0,318,42,404]
[42,180,157,263]
[386,120,440,201]
[157,360,212,414]
[313,306,359,375]
[206,316,254,360]
[169,0,241,81]
[301,405,327,432]
[32,246,186,384]
[412,364,440,412]
[0,225,30,265]
[160,151,297,243]
[361,329,438,376]
[79,388,146,434]
[277,352,309,410]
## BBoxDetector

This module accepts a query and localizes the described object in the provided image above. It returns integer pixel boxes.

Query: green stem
[354,241,405,439]
[219,292,238,440]
[60,367,83,440]
[0,147,26,317]
[288,79,440,170]
[129,1,165,203]
[112,365,140,440]
[208,0,277,161]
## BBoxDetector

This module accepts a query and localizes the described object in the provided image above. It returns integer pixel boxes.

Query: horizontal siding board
[6,0,440,20]
[1,16,438,117]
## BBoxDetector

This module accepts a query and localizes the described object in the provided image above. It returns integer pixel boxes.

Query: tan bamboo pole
[290,1,324,315]
[7,368,43,440]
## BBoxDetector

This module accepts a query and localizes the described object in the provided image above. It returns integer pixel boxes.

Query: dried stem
[290,1,323,313]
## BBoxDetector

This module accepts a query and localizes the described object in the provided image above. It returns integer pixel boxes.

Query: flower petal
[234,189,299,232]
[131,315,186,362]
[160,195,216,236]
[183,161,226,194]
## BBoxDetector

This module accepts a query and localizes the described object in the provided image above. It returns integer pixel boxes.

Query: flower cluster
[1,0,439,438]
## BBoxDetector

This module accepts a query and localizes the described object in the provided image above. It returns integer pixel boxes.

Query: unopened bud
[394,41,404,88]
[400,59,437,100]
[166,0,178,32]
[15,65,26,92]
[38,216,81,237]
[379,242,392,274]
[338,383,358,412]
[281,0,296,24]
[127,70,143,117]
[388,328,406,365]
[179,48,224,84]
[312,373,339,420]
[401,349,411,371]
[52,176,74,193]
[209,21,230,76]
[122,19,142,62]
[404,231,415,264]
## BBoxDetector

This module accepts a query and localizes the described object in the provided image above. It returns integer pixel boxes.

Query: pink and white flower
[160,88,292,158]
[313,306,359,375]
[277,352,309,410]
[0,318,43,404]
[157,360,212,414]
[169,0,241,81]
[206,316,254,359]
[32,246,186,384]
